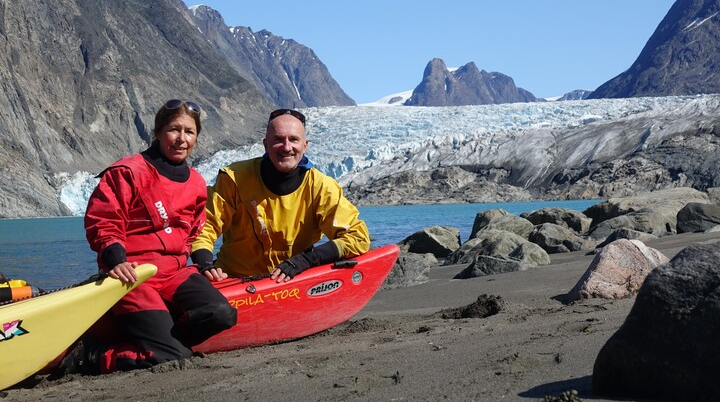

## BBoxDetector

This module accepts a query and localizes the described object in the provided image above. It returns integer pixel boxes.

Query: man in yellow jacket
[191,109,370,282]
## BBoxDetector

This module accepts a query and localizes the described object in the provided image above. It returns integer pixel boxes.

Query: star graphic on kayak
[0,319,28,341]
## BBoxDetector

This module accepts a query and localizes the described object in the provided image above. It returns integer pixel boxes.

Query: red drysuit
[85,151,235,373]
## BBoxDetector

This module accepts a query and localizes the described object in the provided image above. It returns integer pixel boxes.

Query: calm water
[0,199,601,290]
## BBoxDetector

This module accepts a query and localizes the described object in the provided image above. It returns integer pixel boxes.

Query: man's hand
[271,254,312,283]
[270,267,290,283]
[270,243,340,283]
[270,265,295,283]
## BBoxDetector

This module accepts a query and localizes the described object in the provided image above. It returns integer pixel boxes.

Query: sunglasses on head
[164,99,200,116]
[268,108,306,126]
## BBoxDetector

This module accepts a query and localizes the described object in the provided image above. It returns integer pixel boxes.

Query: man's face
[263,114,308,173]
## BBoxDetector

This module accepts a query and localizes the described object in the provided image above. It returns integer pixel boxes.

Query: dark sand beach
[4,231,719,402]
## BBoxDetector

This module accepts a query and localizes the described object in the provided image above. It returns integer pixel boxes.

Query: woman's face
[156,112,197,163]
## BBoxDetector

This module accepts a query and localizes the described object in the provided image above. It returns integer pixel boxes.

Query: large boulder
[676,202,720,233]
[592,242,720,401]
[470,209,534,239]
[382,252,436,290]
[522,207,592,234]
[594,228,658,249]
[528,223,590,254]
[584,187,710,231]
[470,209,510,238]
[587,209,672,239]
[397,226,461,258]
[446,229,550,266]
[567,239,668,301]
[707,187,720,205]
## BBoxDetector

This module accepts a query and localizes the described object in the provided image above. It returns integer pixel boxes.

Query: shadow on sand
[519,375,598,399]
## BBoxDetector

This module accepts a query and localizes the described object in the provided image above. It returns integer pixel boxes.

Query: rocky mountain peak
[558,90,593,101]
[188,4,226,31]
[404,58,537,106]
[187,6,355,108]
[591,0,720,98]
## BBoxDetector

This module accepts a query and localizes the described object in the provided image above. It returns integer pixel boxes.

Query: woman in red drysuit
[60,100,236,374]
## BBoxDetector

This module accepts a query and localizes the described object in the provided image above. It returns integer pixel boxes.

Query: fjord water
[0,217,95,291]
[0,199,601,291]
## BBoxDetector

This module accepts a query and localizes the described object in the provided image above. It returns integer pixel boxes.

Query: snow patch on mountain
[360,90,414,106]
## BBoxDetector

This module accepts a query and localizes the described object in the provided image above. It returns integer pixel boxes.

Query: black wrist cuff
[101,243,126,270]
[191,249,214,270]
[305,242,340,266]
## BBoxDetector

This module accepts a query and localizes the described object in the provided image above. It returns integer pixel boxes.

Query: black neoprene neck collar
[141,141,190,183]
[260,156,306,196]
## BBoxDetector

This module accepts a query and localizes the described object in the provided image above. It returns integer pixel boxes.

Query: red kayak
[40,245,398,374]
[79,244,399,355]
[194,244,399,353]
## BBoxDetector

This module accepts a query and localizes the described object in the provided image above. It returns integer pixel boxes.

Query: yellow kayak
[0,264,157,390]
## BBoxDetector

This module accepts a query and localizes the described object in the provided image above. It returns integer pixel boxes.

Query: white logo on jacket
[155,201,173,233]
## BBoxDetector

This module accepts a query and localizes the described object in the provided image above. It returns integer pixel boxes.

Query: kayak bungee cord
[0,271,109,307]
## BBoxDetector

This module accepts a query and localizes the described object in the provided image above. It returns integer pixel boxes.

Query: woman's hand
[202,267,228,282]
[108,261,139,283]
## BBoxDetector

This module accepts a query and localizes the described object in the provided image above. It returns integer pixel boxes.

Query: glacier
[57,94,717,215]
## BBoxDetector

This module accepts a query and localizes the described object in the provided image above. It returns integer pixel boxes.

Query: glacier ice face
[57,94,719,215]
[56,171,99,215]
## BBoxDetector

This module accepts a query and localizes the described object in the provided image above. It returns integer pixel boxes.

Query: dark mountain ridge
[591,0,720,98]
[0,0,271,218]
[188,5,355,108]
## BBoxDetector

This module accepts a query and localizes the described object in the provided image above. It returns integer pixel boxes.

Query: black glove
[191,249,215,273]
[276,242,340,279]
[276,253,312,279]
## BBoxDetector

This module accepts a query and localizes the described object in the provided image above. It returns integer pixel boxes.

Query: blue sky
[186,1,677,104]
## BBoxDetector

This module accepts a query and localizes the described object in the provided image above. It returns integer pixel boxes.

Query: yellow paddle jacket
[191,157,370,277]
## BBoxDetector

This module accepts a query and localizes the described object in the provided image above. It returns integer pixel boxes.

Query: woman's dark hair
[153,100,202,139]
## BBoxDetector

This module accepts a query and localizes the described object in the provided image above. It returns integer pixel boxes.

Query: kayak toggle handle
[332,259,358,269]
